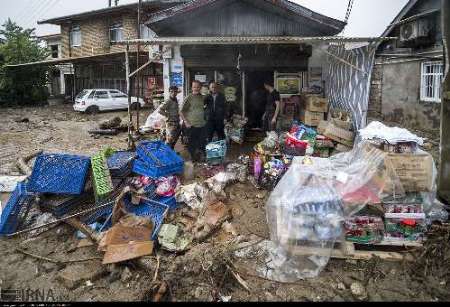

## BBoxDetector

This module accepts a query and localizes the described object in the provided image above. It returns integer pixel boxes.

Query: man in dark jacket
[204,82,228,143]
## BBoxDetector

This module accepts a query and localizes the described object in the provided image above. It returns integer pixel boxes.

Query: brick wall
[61,13,138,58]
[367,58,383,120]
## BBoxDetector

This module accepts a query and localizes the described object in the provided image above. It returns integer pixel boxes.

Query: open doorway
[246,70,274,129]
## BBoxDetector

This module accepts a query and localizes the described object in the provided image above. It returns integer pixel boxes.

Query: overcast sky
[0,0,409,37]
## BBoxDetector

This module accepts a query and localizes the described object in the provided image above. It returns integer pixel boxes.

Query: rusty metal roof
[38,0,189,25]
[146,0,346,32]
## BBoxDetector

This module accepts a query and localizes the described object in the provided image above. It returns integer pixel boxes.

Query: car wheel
[86,105,100,115]
[131,102,140,110]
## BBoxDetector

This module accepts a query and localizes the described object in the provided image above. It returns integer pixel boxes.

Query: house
[368,0,444,131]
[17,0,189,100]
[39,34,69,98]
[139,0,348,127]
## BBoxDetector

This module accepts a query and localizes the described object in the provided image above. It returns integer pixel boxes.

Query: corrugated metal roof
[38,0,189,25]
[115,36,397,46]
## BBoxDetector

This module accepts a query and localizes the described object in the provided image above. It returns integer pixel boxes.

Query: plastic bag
[155,176,180,197]
[141,107,167,132]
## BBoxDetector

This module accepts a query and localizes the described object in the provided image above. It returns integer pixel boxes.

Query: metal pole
[241,71,246,118]
[126,44,133,149]
[136,0,142,134]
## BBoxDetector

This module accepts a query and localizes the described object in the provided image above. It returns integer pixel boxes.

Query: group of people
[159,79,281,162]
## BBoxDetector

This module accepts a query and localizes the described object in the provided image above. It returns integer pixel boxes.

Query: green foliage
[0,19,50,105]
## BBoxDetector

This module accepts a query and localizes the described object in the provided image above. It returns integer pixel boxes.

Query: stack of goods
[259,158,288,190]
[226,115,248,145]
[318,109,355,151]
[284,123,317,156]
[350,121,436,244]
[344,216,384,244]
[299,94,329,127]
[206,140,227,165]
[255,132,281,156]
[313,135,335,158]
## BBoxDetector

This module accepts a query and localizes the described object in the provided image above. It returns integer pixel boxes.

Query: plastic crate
[206,140,227,159]
[39,190,95,218]
[206,156,225,165]
[124,196,169,240]
[0,182,34,235]
[154,196,178,211]
[28,153,91,195]
[91,152,114,201]
[81,202,114,225]
[107,151,136,178]
[133,141,184,179]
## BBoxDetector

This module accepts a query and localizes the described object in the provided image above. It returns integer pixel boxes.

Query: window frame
[93,90,110,99]
[420,61,444,103]
[109,22,124,43]
[70,25,82,47]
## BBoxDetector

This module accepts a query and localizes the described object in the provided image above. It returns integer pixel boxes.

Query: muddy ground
[0,104,448,302]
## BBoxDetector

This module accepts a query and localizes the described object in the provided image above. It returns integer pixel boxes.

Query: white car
[73,89,145,113]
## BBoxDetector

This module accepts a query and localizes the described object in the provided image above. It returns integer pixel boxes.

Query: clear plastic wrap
[265,140,438,281]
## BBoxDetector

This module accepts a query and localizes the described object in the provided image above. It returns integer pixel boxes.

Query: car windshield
[75,90,90,100]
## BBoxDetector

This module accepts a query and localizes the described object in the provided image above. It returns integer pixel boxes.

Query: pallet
[287,239,423,262]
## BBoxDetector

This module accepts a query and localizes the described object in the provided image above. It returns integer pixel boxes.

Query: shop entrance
[246,70,274,129]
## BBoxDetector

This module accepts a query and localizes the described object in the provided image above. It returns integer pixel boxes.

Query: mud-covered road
[0,105,447,302]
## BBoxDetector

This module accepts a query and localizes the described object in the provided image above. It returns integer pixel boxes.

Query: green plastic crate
[91,148,115,201]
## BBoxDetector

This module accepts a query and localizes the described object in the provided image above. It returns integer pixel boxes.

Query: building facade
[368,0,444,131]
[37,1,187,100]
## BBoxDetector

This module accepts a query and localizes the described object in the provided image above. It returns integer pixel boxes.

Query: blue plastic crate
[206,140,227,159]
[155,196,178,211]
[124,196,169,240]
[107,151,136,178]
[0,182,34,235]
[82,203,114,225]
[133,141,184,179]
[28,153,91,195]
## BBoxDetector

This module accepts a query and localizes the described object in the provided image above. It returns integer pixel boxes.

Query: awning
[6,51,148,68]
[113,36,397,46]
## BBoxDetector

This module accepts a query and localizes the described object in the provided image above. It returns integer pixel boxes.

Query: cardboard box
[303,95,329,113]
[386,153,434,192]
[322,122,354,147]
[300,110,325,127]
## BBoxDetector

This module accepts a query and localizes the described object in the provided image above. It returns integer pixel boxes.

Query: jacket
[204,92,228,122]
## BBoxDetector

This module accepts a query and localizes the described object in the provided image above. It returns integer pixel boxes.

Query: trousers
[206,119,226,143]
[186,126,206,161]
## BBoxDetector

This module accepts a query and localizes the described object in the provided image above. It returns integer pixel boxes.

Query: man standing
[263,80,281,132]
[159,86,181,149]
[180,80,207,162]
[205,81,228,143]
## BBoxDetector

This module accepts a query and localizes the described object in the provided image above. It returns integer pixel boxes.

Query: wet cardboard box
[385,153,434,192]
[300,110,325,127]
[302,95,329,113]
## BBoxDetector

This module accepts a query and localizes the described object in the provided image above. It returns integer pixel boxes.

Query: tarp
[326,43,377,130]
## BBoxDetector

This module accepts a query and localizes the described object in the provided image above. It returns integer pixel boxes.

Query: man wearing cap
[159,86,181,149]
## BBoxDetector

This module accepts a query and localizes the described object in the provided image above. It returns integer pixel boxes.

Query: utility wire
[15,0,49,27]
[18,0,58,30]
[344,0,355,24]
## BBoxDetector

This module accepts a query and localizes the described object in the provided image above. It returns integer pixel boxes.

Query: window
[109,90,127,98]
[421,61,444,102]
[76,90,89,100]
[94,90,109,99]
[50,45,59,58]
[70,25,81,47]
[110,22,123,43]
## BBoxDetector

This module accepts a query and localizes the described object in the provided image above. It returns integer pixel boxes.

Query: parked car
[74,89,145,114]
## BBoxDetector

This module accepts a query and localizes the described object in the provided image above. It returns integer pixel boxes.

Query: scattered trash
[157,224,192,252]
[0,176,28,192]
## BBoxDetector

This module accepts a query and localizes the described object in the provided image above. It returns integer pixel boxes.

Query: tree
[0,19,49,105]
